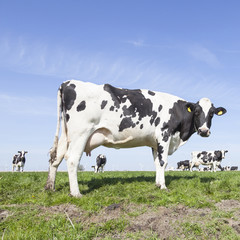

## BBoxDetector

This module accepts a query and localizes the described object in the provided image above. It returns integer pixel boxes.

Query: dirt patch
[85,201,240,239]
[215,200,240,234]
[0,209,9,222]
[215,199,240,211]
[1,200,240,239]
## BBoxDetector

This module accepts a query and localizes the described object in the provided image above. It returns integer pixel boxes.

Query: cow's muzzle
[198,128,211,137]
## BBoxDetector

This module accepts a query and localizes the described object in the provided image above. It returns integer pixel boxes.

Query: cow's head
[187,98,226,137]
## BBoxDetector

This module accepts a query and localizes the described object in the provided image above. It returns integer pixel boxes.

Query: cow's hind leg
[66,136,89,198]
[45,136,67,191]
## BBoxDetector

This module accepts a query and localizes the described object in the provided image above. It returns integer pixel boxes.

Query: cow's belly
[84,127,155,155]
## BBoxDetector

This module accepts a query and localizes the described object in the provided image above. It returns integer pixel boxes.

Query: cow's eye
[209,112,214,117]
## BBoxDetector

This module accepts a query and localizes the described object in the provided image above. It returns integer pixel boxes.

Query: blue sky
[0,0,239,171]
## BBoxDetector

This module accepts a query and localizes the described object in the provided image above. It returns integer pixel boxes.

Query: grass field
[0,171,240,239]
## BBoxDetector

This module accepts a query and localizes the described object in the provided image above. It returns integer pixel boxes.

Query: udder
[84,128,111,156]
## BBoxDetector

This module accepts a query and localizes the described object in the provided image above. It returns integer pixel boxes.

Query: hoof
[44,183,55,191]
[69,193,83,198]
[155,184,169,191]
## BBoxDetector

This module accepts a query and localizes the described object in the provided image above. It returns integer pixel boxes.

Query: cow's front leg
[152,142,169,190]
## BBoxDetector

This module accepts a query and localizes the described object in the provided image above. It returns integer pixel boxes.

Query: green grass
[0,171,239,239]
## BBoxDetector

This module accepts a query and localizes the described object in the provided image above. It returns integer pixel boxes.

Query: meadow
[0,171,239,239]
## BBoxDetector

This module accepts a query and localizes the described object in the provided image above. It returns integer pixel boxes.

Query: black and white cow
[223,166,231,171]
[12,154,18,172]
[177,160,190,171]
[190,150,228,172]
[12,151,28,172]
[45,80,226,197]
[92,154,107,173]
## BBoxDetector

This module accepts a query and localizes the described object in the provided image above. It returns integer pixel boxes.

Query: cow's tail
[49,87,63,164]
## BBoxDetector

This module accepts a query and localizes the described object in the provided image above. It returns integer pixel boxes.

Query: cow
[12,154,18,172]
[92,154,107,173]
[190,150,228,172]
[45,80,227,197]
[12,151,28,172]
[203,167,212,171]
[223,166,231,171]
[230,166,238,171]
[177,160,190,171]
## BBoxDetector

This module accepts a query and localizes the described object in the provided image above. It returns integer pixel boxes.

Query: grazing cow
[45,80,226,197]
[230,166,238,171]
[177,160,190,171]
[190,150,228,172]
[12,151,28,172]
[92,154,107,173]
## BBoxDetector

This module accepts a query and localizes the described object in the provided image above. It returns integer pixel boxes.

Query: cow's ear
[215,107,227,116]
[186,102,195,113]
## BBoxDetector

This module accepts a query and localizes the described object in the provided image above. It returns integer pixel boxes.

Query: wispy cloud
[125,39,147,47]
[0,94,56,116]
[0,36,236,105]
[188,44,220,67]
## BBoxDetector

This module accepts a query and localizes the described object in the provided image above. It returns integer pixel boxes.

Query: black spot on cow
[158,105,163,112]
[110,106,114,111]
[157,144,164,166]
[103,84,158,129]
[140,124,143,129]
[148,90,155,96]
[60,82,77,111]
[77,101,86,112]
[161,100,195,142]
[101,100,107,109]
[197,151,209,163]
[214,150,222,161]
[66,114,70,122]
[155,117,160,127]
[150,112,157,125]
[119,117,136,132]
[162,132,169,142]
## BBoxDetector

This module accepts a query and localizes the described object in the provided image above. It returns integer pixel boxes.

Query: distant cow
[92,154,107,173]
[12,154,18,172]
[45,80,226,197]
[223,166,231,171]
[177,160,190,171]
[230,166,238,171]
[190,150,228,172]
[203,167,211,171]
[12,151,28,172]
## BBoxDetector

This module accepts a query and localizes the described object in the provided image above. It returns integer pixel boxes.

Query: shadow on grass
[55,173,216,194]
[80,174,216,194]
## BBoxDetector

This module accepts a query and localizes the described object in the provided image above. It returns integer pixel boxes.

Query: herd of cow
[10,80,237,198]
[12,150,238,173]
[177,150,238,172]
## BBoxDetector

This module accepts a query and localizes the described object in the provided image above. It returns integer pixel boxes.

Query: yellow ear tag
[187,107,192,113]
[218,110,223,115]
